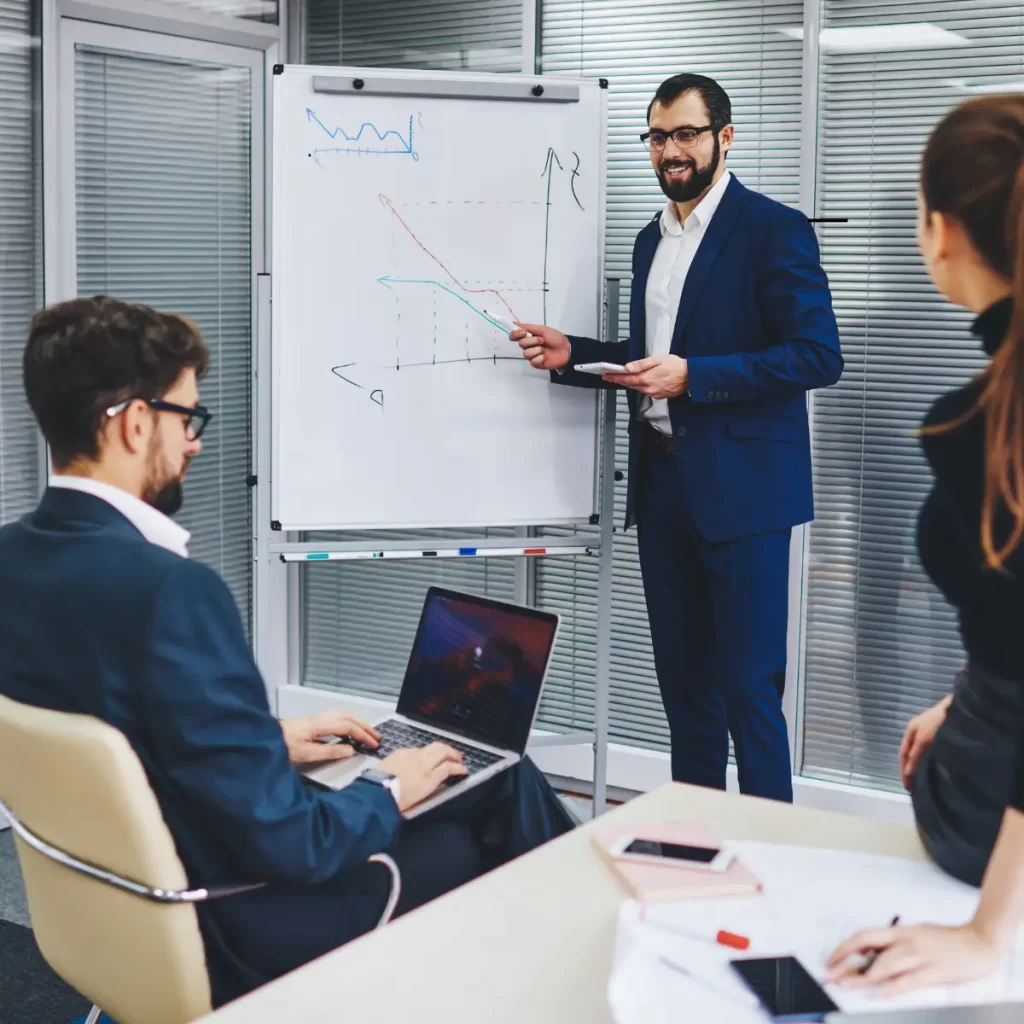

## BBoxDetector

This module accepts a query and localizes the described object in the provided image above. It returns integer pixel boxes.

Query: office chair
[0,693,401,1024]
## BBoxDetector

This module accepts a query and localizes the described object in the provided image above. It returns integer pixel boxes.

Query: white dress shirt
[49,475,191,558]
[641,170,732,435]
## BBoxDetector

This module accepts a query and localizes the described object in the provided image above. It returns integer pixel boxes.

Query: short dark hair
[23,295,210,469]
[647,73,732,131]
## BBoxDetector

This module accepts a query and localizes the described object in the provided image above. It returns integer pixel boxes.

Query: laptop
[303,586,560,818]
[826,1005,1024,1023]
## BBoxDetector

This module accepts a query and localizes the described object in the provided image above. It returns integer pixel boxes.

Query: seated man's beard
[146,478,184,516]
[144,453,188,516]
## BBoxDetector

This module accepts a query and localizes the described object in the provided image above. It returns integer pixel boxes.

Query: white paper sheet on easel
[607,842,1024,1024]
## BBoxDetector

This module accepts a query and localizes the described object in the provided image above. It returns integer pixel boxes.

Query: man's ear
[719,124,734,156]
[117,398,152,456]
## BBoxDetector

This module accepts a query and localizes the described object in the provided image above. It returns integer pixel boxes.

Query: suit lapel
[670,175,749,352]
[628,217,662,364]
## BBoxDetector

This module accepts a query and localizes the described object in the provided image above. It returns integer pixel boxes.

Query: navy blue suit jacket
[0,488,402,1004]
[558,175,842,543]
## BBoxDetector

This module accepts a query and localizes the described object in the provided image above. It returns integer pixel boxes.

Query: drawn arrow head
[376,274,395,287]
[306,107,316,119]
[542,147,563,176]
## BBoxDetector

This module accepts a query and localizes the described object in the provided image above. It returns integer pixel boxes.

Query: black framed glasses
[106,397,213,441]
[640,124,715,150]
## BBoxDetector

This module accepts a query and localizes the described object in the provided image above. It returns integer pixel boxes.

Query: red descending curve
[377,193,538,320]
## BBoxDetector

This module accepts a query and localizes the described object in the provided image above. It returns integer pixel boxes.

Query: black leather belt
[644,422,675,456]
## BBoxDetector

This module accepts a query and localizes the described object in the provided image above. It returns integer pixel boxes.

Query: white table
[196,783,927,1024]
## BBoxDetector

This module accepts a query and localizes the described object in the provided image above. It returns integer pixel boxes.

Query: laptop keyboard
[374,720,503,775]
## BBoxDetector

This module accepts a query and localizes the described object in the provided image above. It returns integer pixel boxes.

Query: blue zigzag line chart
[306,108,419,162]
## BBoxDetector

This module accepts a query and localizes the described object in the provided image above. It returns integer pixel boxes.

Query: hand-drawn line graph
[331,148,584,410]
[305,108,419,162]
[376,194,536,328]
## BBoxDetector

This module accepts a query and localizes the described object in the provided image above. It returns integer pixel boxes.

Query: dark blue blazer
[559,175,843,543]
[0,488,403,1005]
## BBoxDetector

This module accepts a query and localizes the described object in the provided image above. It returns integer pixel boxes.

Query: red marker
[639,911,751,951]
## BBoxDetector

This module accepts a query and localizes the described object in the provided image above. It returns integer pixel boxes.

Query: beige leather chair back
[0,693,212,1024]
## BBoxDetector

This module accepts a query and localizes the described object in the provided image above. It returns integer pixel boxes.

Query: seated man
[0,296,574,1006]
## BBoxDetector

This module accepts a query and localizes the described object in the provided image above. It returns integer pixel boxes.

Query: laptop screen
[397,587,559,753]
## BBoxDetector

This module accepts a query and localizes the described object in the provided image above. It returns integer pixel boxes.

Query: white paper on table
[607,841,1024,1024]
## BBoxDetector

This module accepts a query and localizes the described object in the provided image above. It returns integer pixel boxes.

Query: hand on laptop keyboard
[374,720,503,774]
[376,743,468,812]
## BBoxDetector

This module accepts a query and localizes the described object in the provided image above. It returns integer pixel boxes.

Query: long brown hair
[921,94,1024,569]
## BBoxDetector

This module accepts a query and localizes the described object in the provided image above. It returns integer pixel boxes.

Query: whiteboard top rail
[274,64,607,105]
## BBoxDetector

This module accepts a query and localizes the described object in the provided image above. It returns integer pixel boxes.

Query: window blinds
[0,0,40,525]
[74,46,254,624]
[800,0,1015,788]
[538,0,805,748]
[304,0,522,71]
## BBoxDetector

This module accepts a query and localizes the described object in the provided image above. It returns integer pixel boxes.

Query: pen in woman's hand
[859,915,901,974]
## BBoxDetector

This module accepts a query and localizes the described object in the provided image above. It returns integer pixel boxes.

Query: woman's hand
[899,694,952,789]
[826,921,1002,997]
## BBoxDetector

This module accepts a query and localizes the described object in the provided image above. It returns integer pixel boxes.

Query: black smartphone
[729,956,838,1022]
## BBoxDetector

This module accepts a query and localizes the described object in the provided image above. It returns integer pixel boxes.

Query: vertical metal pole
[253,274,278,710]
[787,0,824,775]
[592,277,620,818]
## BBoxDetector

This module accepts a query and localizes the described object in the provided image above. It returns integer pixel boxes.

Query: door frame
[41,13,286,691]
[46,19,268,309]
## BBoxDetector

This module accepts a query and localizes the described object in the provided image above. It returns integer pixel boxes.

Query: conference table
[196,782,927,1024]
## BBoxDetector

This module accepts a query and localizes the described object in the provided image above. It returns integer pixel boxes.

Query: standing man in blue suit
[0,296,573,1006]
[513,74,842,802]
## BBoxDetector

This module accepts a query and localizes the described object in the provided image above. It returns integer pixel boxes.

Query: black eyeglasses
[106,397,213,441]
[640,124,715,150]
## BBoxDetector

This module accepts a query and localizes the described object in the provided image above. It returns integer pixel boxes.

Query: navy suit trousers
[207,756,574,996]
[636,442,793,802]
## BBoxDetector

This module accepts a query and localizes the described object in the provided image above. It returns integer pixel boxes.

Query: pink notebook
[591,822,763,902]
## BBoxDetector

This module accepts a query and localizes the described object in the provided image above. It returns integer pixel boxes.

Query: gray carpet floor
[0,918,90,1023]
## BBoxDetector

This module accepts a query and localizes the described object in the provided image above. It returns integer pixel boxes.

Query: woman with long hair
[828,93,1024,993]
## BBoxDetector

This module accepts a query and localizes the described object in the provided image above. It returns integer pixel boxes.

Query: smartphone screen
[730,957,838,1022]
[623,839,720,863]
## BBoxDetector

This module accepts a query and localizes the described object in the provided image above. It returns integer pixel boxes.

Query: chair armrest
[2,796,401,915]
[368,852,401,928]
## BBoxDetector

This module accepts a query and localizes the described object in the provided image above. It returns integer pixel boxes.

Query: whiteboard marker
[483,309,531,336]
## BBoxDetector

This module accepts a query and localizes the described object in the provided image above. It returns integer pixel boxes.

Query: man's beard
[143,439,187,516]
[656,135,720,203]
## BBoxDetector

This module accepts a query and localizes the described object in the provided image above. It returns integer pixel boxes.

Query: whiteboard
[271,65,605,531]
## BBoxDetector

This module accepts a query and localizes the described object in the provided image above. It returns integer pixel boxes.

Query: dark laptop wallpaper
[399,595,556,749]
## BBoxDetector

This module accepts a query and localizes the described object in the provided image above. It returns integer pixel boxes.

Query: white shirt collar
[659,170,732,237]
[49,475,191,558]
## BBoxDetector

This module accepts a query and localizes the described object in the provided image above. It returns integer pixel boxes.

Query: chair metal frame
[0,795,401,1023]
